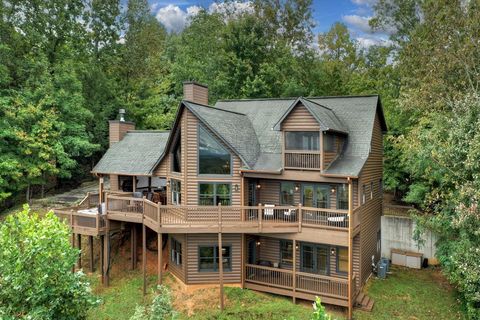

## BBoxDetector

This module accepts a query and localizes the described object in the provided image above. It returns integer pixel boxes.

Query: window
[198,245,232,272]
[199,126,231,175]
[324,134,336,152]
[316,186,330,208]
[199,183,231,205]
[172,131,181,172]
[171,179,181,205]
[280,240,293,267]
[337,184,348,210]
[362,184,366,204]
[171,238,182,266]
[280,182,295,205]
[300,243,328,275]
[337,247,348,274]
[302,185,330,208]
[285,131,319,151]
[370,182,373,199]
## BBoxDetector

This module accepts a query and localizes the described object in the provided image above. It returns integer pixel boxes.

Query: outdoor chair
[264,204,275,220]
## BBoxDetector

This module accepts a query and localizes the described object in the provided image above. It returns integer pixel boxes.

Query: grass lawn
[86,265,463,320]
[354,266,464,320]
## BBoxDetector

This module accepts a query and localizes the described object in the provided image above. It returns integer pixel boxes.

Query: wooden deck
[244,264,351,306]
[54,192,358,238]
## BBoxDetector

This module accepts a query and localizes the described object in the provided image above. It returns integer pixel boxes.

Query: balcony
[284,151,321,170]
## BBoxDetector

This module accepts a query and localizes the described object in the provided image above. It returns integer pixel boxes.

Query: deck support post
[89,236,94,272]
[347,178,354,320]
[142,206,147,296]
[100,235,105,284]
[131,225,137,270]
[103,221,110,287]
[292,239,297,304]
[77,234,82,269]
[158,233,163,285]
[218,204,224,311]
[241,233,245,289]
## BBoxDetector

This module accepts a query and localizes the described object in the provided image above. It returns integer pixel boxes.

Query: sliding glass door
[302,184,330,208]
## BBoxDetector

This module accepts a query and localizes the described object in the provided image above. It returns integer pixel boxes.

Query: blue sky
[149,0,389,47]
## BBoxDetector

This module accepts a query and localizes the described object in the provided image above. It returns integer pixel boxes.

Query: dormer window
[323,134,336,152]
[285,131,319,151]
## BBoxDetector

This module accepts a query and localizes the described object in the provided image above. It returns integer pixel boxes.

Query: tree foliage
[0,205,98,319]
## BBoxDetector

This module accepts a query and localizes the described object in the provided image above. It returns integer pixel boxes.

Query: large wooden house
[56,82,386,318]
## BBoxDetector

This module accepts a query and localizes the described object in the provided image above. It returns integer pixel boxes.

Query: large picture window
[171,238,182,266]
[171,179,181,205]
[198,245,232,272]
[199,126,231,175]
[300,243,329,275]
[280,182,295,205]
[199,183,231,205]
[285,131,319,151]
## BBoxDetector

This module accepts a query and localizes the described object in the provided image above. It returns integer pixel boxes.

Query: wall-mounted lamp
[294,184,300,192]
[331,186,336,194]
[234,184,239,192]
[166,179,170,187]
[256,241,261,246]
[295,244,299,250]
[330,247,336,256]
[256,183,261,190]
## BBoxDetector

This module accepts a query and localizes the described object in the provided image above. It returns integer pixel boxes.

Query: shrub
[131,285,176,320]
[0,205,98,319]
[311,297,333,320]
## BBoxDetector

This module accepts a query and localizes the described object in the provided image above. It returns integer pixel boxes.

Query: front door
[248,181,257,206]
[248,239,257,264]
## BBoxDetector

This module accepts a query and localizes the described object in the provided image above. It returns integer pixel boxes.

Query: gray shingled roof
[183,101,260,168]
[92,131,170,175]
[215,95,385,176]
[273,97,347,134]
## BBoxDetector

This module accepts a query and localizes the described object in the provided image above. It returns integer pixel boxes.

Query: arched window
[199,126,231,175]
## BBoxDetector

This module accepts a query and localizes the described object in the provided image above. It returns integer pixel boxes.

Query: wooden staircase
[355,292,374,312]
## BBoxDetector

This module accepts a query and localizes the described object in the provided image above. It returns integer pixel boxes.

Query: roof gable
[273,97,348,134]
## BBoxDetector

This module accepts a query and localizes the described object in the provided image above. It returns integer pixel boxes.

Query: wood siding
[183,83,208,105]
[168,234,186,282]
[185,233,242,284]
[358,113,383,285]
[109,175,119,191]
[281,104,319,131]
[324,134,346,169]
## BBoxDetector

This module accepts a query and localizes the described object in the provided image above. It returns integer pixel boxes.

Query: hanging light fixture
[294,184,300,192]
[330,247,336,256]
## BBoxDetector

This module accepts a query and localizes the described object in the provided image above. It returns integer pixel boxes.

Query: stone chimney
[109,109,135,146]
[183,81,208,105]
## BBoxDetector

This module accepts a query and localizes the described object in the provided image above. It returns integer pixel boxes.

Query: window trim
[171,130,182,173]
[336,246,348,275]
[370,182,373,199]
[170,237,182,266]
[197,244,232,272]
[279,240,293,268]
[197,124,233,177]
[362,184,366,204]
[198,182,232,206]
[171,179,181,205]
[300,242,330,275]
[279,181,295,205]
[284,131,320,151]
[336,184,349,210]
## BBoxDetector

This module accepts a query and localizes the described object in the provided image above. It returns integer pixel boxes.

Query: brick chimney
[183,81,208,105]
[109,109,135,146]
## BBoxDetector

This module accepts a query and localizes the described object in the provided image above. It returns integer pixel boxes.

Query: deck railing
[105,194,352,231]
[245,264,348,299]
[54,207,106,233]
[284,151,321,170]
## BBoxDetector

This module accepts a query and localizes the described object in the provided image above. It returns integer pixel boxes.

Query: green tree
[0,205,98,319]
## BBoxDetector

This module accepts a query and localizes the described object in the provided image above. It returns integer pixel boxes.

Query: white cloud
[342,14,373,33]
[154,1,253,33]
[356,34,392,48]
[351,0,377,5]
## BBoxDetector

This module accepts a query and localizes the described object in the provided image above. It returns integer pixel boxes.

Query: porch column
[103,220,111,287]
[132,176,136,192]
[158,233,163,285]
[347,178,354,320]
[99,176,104,203]
[142,219,146,296]
[218,232,224,311]
[292,239,297,303]
[100,235,105,284]
[320,131,324,171]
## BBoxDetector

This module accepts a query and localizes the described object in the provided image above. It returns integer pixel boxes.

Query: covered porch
[243,235,355,307]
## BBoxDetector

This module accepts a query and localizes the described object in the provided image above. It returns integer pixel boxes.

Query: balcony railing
[245,264,348,300]
[284,151,321,170]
